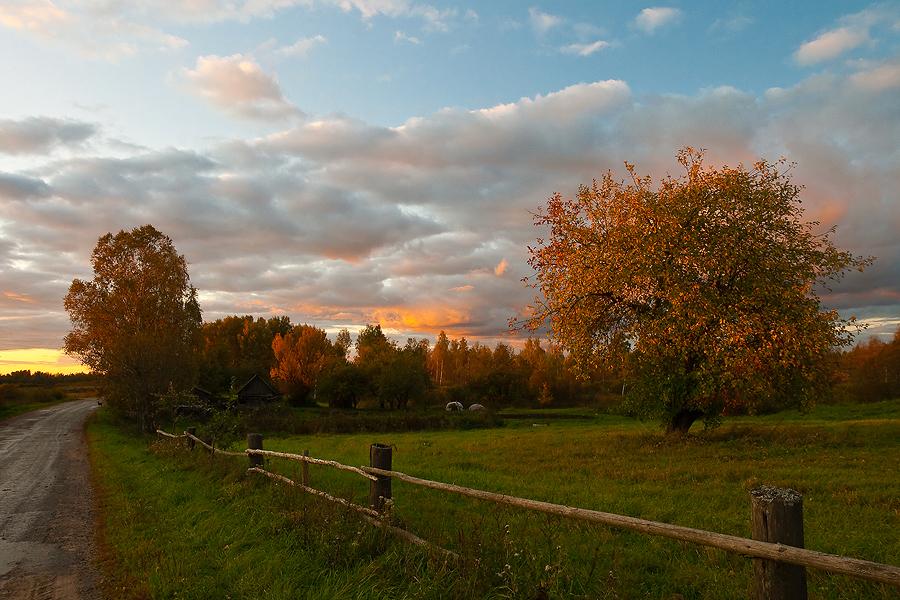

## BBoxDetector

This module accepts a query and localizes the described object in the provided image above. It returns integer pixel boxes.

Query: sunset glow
[1,1,899,356]
[0,348,88,375]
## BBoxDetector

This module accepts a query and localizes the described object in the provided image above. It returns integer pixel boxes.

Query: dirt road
[0,400,100,599]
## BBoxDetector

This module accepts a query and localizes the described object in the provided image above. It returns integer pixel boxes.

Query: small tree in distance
[270,324,338,405]
[519,148,872,432]
[64,225,201,431]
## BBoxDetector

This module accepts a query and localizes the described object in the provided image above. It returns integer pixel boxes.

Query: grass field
[0,379,99,422]
[88,400,900,599]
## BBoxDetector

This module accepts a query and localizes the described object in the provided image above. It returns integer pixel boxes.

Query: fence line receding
[155,428,900,598]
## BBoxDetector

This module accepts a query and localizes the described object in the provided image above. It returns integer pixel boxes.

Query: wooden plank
[247,467,457,561]
[183,432,244,457]
[247,467,379,517]
[360,466,900,587]
[155,429,184,439]
[246,448,377,481]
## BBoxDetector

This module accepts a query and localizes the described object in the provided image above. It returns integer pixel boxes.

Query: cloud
[634,7,682,34]
[181,54,303,121]
[529,7,563,35]
[0,0,461,59]
[3,66,900,352]
[0,1,187,60]
[709,14,753,34]
[277,34,327,57]
[561,40,610,57]
[850,59,900,91]
[0,172,51,199]
[792,6,900,66]
[794,27,868,65]
[0,117,97,154]
[394,30,422,45]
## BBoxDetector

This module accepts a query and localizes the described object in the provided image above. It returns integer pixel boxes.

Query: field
[88,400,900,599]
[0,378,98,422]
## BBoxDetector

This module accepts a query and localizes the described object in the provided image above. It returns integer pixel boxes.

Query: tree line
[196,316,619,410]
[834,329,900,403]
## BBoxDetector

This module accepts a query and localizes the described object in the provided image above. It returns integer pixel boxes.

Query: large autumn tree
[521,148,871,432]
[64,225,201,430]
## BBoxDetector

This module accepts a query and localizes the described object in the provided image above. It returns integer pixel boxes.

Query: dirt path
[0,400,100,599]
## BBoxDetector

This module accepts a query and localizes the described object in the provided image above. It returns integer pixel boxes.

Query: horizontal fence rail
[361,466,900,587]
[248,466,380,517]
[247,466,457,560]
[245,448,378,481]
[155,428,900,594]
[181,431,245,456]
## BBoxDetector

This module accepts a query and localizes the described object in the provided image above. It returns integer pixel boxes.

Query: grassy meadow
[88,401,900,599]
[0,377,98,421]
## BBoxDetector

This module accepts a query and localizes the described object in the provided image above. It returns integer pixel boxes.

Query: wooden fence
[156,429,900,598]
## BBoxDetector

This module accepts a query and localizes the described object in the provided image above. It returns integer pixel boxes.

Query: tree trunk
[667,408,703,434]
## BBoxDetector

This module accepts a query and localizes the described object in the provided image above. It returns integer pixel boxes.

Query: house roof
[236,373,280,397]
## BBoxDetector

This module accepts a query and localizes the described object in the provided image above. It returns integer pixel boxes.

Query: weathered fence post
[302,449,310,487]
[248,433,263,468]
[186,427,196,451]
[750,486,807,600]
[369,443,392,512]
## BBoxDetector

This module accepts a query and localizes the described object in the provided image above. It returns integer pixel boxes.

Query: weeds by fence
[155,428,900,598]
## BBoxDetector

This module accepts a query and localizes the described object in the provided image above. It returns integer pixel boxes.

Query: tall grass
[90,400,900,599]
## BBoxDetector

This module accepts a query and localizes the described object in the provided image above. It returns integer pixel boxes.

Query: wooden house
[237,374,281,405]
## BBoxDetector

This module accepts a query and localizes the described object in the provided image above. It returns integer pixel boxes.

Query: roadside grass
[0,379,99,422]
[91,401,900,598]
[88,410,517,599]
[0,395,72,422]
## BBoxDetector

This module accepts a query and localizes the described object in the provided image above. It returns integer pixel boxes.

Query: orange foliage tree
[64,225,201,430]
[270,324,338,405]
[520,148,872,432]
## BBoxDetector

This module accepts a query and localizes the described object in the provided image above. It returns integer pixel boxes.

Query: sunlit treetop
[520,148,873,431]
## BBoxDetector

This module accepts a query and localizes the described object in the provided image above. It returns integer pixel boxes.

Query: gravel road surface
[0,400,100,599]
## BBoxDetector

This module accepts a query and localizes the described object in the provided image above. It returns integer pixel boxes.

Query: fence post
[369,443,392,512]
[750,486,807,600]
[248,433,263,468]
[186,427,196,451]
[302,449,310,487]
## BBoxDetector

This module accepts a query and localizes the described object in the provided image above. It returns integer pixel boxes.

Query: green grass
[90,401,900,599]
[89,411,497,599]
[0,396,74,422]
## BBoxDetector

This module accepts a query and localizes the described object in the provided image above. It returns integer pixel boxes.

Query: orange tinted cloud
[370,305,472,333]
[2,291,35,303]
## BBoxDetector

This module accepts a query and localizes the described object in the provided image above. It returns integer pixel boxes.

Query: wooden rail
[183,431,245,456]
[248,466,379,517]
[245,448,377,481]
[361,465,900,588]
[154,428,900,594]
[247,466,457,560]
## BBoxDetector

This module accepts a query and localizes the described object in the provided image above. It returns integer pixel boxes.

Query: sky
[1,1,899,374]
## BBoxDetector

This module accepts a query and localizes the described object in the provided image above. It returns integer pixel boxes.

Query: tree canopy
[64,225,201,430]
[521,148,872,431]
[270,324,341,405]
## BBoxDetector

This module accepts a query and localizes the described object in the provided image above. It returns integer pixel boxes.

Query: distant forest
[194,315,900,411]
[2,321,895,413]
[196,315,622,410]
